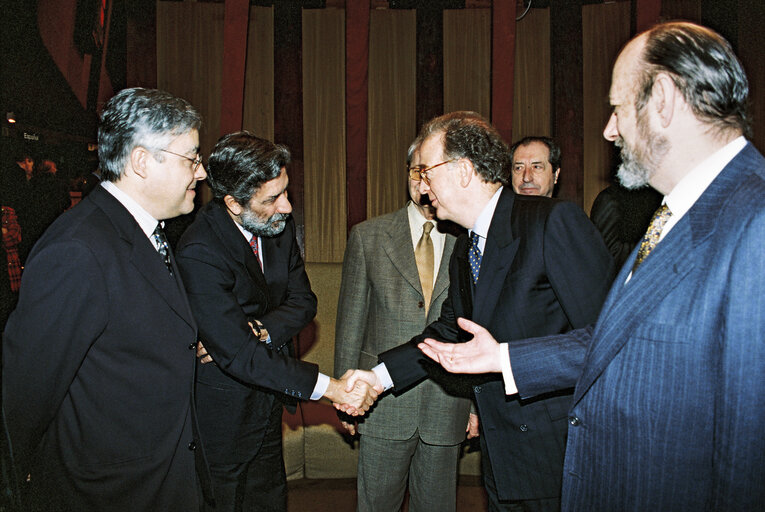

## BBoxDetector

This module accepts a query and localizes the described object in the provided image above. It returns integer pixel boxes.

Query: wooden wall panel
[512,7,551,142]
[302,9,347,263]
[242,6,275,141]
[582,2,631,214]
[366,10,416,220]
[443,9,491,119]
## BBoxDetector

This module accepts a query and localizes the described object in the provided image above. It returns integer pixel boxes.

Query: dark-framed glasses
[408,159,458,185]
[159,149,204,172]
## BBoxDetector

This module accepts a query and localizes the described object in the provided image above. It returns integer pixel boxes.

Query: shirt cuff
[372,363,394,391]
[311,373,330,400]
[499,343,518,395]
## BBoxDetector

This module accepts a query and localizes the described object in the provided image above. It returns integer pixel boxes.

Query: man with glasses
[510,136,561,198]
[345,111,614,511]
[334,139,471,512]
[3,88,212,510]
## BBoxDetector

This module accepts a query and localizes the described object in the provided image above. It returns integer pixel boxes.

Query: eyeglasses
[408,159,458,186]
[159,149,204,172]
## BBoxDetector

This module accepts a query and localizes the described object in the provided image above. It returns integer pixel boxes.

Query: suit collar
[383,207,422,297]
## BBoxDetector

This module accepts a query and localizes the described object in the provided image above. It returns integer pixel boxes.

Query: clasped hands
[325,369,384,418]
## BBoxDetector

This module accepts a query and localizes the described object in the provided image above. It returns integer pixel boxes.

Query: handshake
[324,369,384,417]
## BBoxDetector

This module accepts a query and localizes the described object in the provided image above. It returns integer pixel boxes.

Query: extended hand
[418,317,503,374]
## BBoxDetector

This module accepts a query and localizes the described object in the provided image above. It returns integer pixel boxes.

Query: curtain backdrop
[443,9,490,118]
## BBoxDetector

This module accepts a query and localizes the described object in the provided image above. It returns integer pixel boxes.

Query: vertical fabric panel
[242,6,275,141]
[219,0,250,135]
[302,9,346,263]
[157,2,224,159]
[582,2,631,214]
[443,9,490,118]
[739,0,765,155]
[490,0,516,142]
[512,7,551,141]
[367,10,416,220]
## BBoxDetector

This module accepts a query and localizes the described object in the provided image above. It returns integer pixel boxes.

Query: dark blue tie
[468,232,482,284]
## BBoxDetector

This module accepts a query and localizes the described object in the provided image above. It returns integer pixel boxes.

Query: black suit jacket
[380,188,614,501]
[2,185,210,511]
[175,202,318,464]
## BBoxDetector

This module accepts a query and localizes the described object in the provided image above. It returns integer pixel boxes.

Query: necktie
[415,222,435,313]
[631,204,672,273]
[151,224,173,275]
[468,231,482,284]
[249,235,263,270]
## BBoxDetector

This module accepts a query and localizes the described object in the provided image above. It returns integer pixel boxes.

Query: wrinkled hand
[196,341,214,364]
[328,369,384,416]
[466,413,479,439]
[418,317,503,374]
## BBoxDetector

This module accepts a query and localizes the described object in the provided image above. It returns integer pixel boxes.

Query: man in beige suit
[334,140,473,512]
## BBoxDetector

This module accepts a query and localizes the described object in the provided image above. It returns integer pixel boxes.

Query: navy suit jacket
[175,202,318,464]
[380,188,614,500]
[509,143,765,511]
[2,185,210,511]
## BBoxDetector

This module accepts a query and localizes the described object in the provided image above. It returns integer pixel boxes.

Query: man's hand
[466,413,479,439]
[418,317,503,374]
[324,370,382,416]
[340,419,357,436]
[196,341,214,364]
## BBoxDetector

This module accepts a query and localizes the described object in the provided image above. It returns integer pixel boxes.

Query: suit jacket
[380,188,614,500]
[175,201,318,465]
[2,185,209,511]
[334,205,471,444]
[508,142,765,511]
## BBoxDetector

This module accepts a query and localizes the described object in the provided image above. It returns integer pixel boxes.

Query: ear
[458,158,475,188]
[129,146,151,179]
[553,169,560,184]
[223,195,243,216]
[651,73,677,128]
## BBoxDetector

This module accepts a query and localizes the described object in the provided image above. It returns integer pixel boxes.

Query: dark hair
[415,111,511,185]
[206,131,291,205]
[510,136,561,171]
[636,22,750,138]
[97,88,202,182]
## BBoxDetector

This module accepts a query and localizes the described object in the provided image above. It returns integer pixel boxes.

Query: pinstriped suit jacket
[334,205,472,444]
[509,143,765,511]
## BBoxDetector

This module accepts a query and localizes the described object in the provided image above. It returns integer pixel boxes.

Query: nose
[196,162,207,180]
[522,167,533,182]
[418,179,430,195]
[276,193,292,214]
[603,112,619,141]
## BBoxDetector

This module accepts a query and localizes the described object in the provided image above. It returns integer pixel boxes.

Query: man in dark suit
[175,131,379,512]
[420,22,765,511]
[3,88,212,511]
[334,140,471,512]
[346,112,614,511]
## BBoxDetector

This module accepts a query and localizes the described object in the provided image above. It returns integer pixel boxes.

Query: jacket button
[519,424,528,432]
[473,386,482,393]
[188,441,196,451]
[188,342,196,350]
[417,301,425,309]
[569,416,581,427]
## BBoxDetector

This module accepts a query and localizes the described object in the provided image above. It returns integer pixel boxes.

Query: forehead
[419,133,445,162]
[609,36,645,104]
[254,168,288,198]
[514,141,550,162]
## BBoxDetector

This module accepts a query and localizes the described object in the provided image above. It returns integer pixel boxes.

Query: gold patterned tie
[415,222,435,313]
[632,204,672,273]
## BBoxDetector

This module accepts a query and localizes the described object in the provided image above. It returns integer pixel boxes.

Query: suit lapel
[203,202,270,306]
[89,187,196,329]
[433,234,455,301]
[382,207,423,297]
[473,188,519,326]
[572,145,756,404]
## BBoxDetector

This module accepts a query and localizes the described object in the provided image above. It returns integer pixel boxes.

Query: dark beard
[240,210,289,237]
[616,108,669,190]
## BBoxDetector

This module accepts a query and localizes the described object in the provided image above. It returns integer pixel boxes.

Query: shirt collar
[664,136,747,220]
[100,181,160,239]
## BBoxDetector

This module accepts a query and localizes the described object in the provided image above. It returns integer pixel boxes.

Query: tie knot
[470,231,481,247]
[422,222,434,236]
